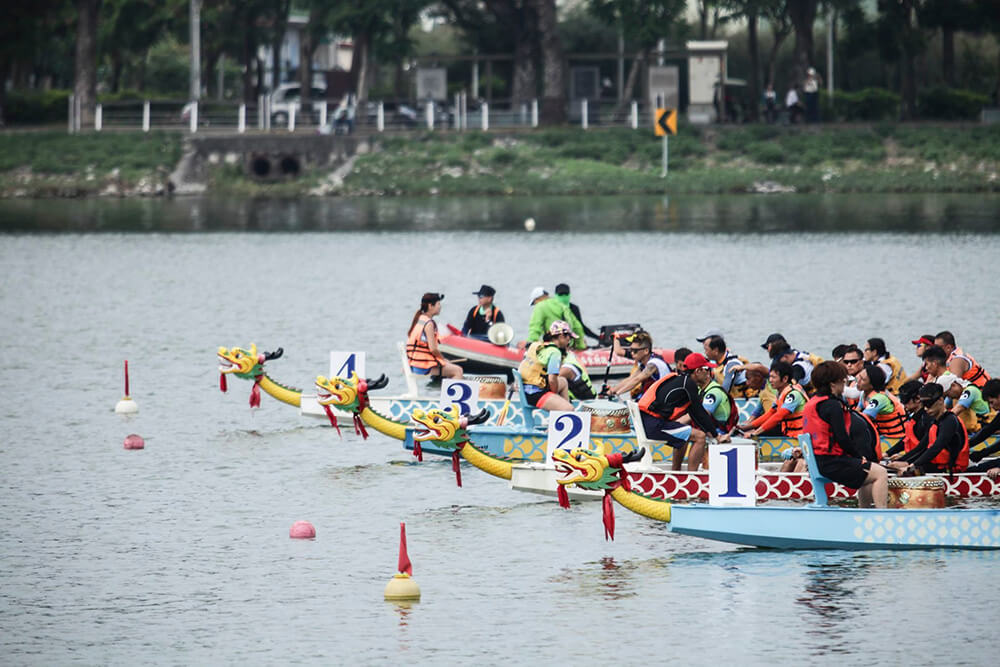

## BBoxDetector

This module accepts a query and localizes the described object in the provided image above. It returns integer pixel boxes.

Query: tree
[75,0,102,126]
[100,0,181,93]
[786,0,818,87]
[721,1,786,121]
[920,0,980,86]
[762,3,792,89]
[589,0,687,114]
[876,0,924,119]
[531,0,566,123]
[0,0,70,125]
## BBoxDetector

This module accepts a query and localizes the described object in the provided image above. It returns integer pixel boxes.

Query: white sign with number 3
[441,379,480,416]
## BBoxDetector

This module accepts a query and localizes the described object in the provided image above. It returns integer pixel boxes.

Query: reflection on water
[2,193,1000,233]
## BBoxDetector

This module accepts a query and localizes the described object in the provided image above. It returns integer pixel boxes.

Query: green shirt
[701,380,731,429]
[527,297,586,350]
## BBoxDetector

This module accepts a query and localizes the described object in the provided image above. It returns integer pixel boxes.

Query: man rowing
[518,320,576,412]
[935,330,991,388]
[968,380,1000,473]
[888,382,969,475]
[636,352,729,471]
[461,284,504,341]
[737,361,807,437]
[884,380,931,460]
[526,287,585,350]
[607,331,671,399]
[700,333,750,398]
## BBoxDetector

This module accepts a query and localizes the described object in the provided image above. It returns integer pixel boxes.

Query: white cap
[696,328,724,342]
[528,286,547,305]
[935,372,963,390]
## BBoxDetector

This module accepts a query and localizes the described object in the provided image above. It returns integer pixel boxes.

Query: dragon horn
[465,408,490,425]
[365,374,389,390]
[621,447,645,464]
[263,347,284,361]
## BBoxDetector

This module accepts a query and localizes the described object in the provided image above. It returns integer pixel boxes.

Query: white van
[271,83,327,125]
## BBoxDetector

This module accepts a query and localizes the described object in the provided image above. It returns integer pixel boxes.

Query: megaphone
[487,323,514,346]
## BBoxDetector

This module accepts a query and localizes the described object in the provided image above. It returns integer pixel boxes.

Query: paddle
[495,383,514,426]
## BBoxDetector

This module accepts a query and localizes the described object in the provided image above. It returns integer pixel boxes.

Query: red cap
[911,336,934,346]
[684,352,717,371]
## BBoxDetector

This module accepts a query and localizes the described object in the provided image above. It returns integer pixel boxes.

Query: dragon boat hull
[667,504,1000,550]
[511,465,1000,501]
[301,395,532,429]
[438,325,674,378]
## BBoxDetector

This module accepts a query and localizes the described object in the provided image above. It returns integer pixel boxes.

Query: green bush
[917,87,990,120]
[4,89,71,125]
[747,141,784,164]
[822,88,900,121]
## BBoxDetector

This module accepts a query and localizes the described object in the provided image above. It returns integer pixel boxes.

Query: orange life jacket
[948,348,990,388]
[776,383,807,436]
[871,391,906,441]
[928,415,969,472]
[637,372,687,419]
[803,395,851,457]
[405,315,438,370]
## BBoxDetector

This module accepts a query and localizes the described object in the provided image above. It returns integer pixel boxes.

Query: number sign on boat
[708,440,756,507]
[546,411,591,463]
[440,379,479,415]
[329,351,365,381]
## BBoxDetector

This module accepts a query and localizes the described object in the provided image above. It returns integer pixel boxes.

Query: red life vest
[928,415,969,472]
[776,383,807,436]
[802,395,851,456]
[637,372,687,419]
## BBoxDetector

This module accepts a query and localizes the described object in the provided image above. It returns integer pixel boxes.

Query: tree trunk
[511,34,538,107]
[766,23,791,88]
[353,31,370,105]
[110,51,123,93]
[0,60,10,126]
[747,14,761,122]
[616,49,646,116]
[532,0,565,124]
[787,0,817,86]
[899,0,918,120]
[942,26,954,87]
[74,0,101,128]
[298,28,312,110]
[242,21,256,104]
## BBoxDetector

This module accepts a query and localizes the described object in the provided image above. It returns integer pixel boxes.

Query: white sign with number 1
[708,441,756,507]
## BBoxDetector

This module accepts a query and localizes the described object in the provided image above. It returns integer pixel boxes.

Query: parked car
[270,83,327,125]
[363,101,418,128]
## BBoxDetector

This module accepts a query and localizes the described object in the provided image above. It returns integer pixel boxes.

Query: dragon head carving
[218,344,284,380]
[315,372,388,413]
[553,447,645,491]
[410,405,490,449]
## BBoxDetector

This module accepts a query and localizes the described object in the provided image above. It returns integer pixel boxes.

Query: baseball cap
[473,284,496,297]
[548,320,579,338]
[761,333,786,349]
[935,372,963,390]
[911,335,934,346]
[555,283,571,296]
[696,328,723,342]
[528,286,547,305]
[684,352,717,371]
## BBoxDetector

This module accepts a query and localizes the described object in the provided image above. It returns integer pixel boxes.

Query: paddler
[904,334,934,383]
[636,352,729,471]
[967,379,1000,472]
[884,380,931,460]
[701,334,750,397]
[862,337,907,393]
[802,361,888,508]
[935,330,991,388]
[737,361,807,437]
[461,284,505,341]
[945,376,991,435]
[517,320,576,412]
[888,382,969,475]
[607,331,671,398]
[406,292,463,380]
[857,365,907,443]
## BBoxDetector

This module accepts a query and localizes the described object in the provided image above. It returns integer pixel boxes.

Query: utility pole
[190,0,202,101]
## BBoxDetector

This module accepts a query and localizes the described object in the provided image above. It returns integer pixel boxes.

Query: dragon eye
[432,415,440,423]
[574,452,584,461]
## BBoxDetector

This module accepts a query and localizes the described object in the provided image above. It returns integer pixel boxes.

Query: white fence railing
[66,97,667,134]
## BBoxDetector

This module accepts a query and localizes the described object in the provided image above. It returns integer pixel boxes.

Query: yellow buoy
[384,522,420,601]
[384,573,421,601]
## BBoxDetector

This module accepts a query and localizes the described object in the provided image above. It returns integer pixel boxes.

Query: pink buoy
[289,521,316,539]
[123,434,145,450]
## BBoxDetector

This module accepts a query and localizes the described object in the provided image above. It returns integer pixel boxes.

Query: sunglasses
[843,358,862,364]
[920,397,941,407]
[629,347,649,353]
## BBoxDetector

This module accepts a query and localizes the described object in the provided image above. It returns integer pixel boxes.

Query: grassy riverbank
[2,124,998,198]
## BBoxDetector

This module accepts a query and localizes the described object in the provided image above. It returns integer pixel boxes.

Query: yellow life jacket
[882,355,907,393]
[518,342,560,390]
[712,352,751,397]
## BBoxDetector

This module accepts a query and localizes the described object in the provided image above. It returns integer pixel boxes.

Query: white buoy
[524,217,536,232]
[114,360,139,414]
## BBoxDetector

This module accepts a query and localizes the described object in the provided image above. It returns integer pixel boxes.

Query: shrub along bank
[0,124,997,198]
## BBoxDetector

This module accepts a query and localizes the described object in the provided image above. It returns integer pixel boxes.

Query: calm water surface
[1,194,999,665]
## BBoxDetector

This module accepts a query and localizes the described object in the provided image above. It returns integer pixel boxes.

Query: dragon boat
[438,324,674,378]
[552,437,1000,550]
[218,344,355,425]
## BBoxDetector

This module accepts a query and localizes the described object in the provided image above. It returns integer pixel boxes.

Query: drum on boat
[578,400,631,434]
[887,476,945,509]
[466,375,508,400]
